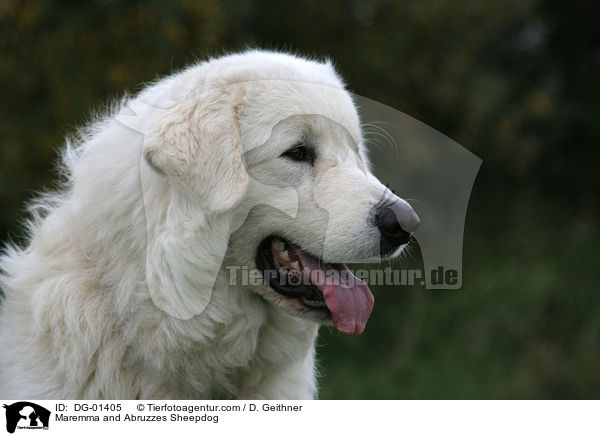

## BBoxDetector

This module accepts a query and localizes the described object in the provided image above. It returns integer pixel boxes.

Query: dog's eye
[282,145,314,164]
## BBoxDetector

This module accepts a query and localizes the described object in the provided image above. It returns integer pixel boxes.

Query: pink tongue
[295,252,374,335]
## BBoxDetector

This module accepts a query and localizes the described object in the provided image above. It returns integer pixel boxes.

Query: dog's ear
[142,203,234,320]
[143,84,248,212]
[138,83,249,319]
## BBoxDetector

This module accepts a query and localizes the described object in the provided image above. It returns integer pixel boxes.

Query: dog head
[139,51,419,333]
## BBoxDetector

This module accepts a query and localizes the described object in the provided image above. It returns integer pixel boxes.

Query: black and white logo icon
[3,402,50,434]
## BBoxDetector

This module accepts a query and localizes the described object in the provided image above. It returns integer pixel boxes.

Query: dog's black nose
[374,202,420,254]
[376,207,412,246]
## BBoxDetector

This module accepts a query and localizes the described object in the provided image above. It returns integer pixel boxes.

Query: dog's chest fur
[87,275,321,399]
[125,280,320,399]
[0,253,319,399]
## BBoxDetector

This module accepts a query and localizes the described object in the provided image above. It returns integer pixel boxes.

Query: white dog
[0,51,419,399]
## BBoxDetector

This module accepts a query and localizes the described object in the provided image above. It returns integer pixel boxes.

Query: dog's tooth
[280,250,290,261]
[272,239,285,252]
[291,261,300,270]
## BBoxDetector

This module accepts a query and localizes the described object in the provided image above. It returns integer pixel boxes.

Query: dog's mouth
[255,236,374,335]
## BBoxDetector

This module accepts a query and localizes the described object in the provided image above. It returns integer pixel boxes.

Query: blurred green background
[1,0,598,398]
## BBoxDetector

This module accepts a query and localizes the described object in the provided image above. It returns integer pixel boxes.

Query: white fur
[0,50,410,399]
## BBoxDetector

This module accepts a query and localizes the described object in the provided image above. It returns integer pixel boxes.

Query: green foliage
[0,0,598,398]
